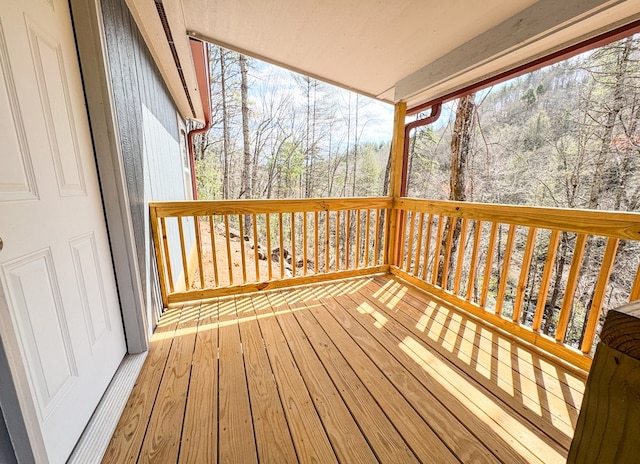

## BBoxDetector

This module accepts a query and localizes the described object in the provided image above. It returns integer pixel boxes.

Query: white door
[0,0,127,462]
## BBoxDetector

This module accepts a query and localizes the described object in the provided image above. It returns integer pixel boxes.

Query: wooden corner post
[386,101,407,266]
[568,301,640,463]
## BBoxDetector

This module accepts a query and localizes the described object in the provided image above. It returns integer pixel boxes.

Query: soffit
[127,0,640,115]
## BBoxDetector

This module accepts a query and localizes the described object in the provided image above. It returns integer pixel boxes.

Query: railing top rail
[150,197,393,217]
[397,198,640,240]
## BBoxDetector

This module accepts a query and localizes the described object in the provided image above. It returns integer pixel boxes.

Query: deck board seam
[320,281,506,464]
[274,290,383,464]
[358,280,572,456]
[291,292,426,462]
[247,295,302,463]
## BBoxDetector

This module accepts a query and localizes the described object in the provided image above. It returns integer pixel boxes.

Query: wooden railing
[393,198,640,370]
[150,197,392,304]
[150,195,640,369]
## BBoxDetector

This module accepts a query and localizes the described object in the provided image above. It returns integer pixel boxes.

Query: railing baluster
[238,215,247,284]
[303,211,308,276]
[364,209,371,267]
[325,210,330,272]
[405,210,416,273]
[413,212,425,277]
[382,208,390,266]
[513,227,537,322]
[396,210,407,268]
[224,215,233,286]
[453,218,469,294]
[208,215,219,287]
[441,216,456,289]
[373,209,381,266]
[581,237,620,353]
[631,262,640,302]
[194,216,205,289]
[495,223,516,316]
[252,214,260,282]
[556,233,587,342]
[345,210,350,269]
[532,230,560,332]
[355,209,361,269]
[177,216,190,291]
[160,217,174,293]
[421,213,433,281]
[466,220,482,302]
[291,212,296,278]
[335,210,341,270]
[266,213,273,280]
[278,213,285,279]
[431,216,445,286]
[314,211,319,274]
[480,222,499,308]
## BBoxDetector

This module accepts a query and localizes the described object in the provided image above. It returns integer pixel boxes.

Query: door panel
[0,0,127,462]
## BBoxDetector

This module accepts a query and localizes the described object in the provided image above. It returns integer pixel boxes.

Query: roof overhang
[126,0,640,118]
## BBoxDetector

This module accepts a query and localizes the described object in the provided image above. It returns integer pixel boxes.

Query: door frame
[0,0,149,460]
[69,0,149,353]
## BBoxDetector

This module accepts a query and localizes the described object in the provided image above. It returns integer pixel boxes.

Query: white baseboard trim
[68,352,147,463]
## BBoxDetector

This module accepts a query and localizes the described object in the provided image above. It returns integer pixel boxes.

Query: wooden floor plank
[268,295,380,463]
[306,282,524,464]
[105,274,584,464]
[102,305,183,464]
[217,297,258,464]
[179,301,218,463]
[288,289,460,464]
[233,295,298,463]
[369,275,582,437]
[138,303,201,464]
[374,275,585,402]
[313,280,540,464]
[275,291,421,464]
[250,292,338,463]
[347,279,569,462]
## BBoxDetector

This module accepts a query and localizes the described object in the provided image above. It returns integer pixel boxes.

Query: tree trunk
[438,94,474,286]
[220,48,230,200]
[239,54,252,232]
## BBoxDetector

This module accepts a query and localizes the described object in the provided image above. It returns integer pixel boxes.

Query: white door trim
[69,0,149,354]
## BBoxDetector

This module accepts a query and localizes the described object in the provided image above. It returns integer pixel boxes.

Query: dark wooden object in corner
[568,301,640,464]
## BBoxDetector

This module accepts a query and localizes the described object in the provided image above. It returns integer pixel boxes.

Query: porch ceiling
[127,0,640,117]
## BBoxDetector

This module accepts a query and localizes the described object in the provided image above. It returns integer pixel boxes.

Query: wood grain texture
[178,301,218,463]
[102,306,182,464]
[568,344,640,464]
[581,238,620,353]
[106,275,587,464]
[310,284,510,464]
[368,275,583,435]
[513,227,537,323]
[291,298,419,463]
[150,197,392,217]
[234,296,298,463]
[138,303,200,464]
[217,297,258,463]
[391,266,593,371]
[599,301,640,358]
[257,293,338,463]
[396,198,640,240]
[270,293,378,463]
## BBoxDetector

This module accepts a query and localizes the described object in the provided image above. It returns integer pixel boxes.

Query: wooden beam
[386,102,407,266]
[568,301,640,463]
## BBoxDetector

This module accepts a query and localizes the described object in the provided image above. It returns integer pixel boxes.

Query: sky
[248,59,394,144]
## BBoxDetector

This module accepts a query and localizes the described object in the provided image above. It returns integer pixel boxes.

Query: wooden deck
[102,274,587,463]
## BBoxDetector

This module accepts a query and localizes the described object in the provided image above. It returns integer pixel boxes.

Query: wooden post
[568,301,640,463]
[386,101,407,266]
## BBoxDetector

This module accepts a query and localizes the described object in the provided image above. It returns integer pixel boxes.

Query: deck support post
[386,102,407,266]
[568,301,640,463]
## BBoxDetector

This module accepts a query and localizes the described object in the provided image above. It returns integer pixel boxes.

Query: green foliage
[196,155,222,200]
